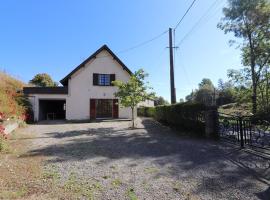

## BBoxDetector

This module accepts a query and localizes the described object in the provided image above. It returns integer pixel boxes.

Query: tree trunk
[248,33,257,114]
[131,107,135,129]
[251,68,257,114]
[266,71,269,112]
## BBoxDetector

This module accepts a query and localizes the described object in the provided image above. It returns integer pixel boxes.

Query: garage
[39,100,66,121]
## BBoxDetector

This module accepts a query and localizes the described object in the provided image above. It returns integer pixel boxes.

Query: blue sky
[0,0,242,101]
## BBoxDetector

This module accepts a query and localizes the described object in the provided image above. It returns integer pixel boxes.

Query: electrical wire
[176,0,224,46]
[174,0,198,30]
[117,30,168,54]
[93,30,168,59]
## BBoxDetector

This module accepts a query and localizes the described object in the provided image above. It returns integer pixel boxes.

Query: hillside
[218,103,253,116]
[0,72,30,121]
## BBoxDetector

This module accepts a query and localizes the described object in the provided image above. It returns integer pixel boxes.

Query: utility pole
[169,28,176,104]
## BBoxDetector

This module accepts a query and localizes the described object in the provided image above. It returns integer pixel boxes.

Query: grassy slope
[0,72,27,119]
[218,103,253,116]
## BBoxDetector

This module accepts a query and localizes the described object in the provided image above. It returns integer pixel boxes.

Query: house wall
[138,99,155,107]
[66,50,132,120]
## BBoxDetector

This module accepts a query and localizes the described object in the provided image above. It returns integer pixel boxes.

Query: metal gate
[219,113,270,154]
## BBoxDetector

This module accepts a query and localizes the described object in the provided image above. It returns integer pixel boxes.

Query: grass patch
[127,188,138,200]
[63,172,102,199]
[144,167,159,174]
[0,138,11,153]
[111,178,122,188]
[141,180,150,191]
[172,181,183,192]
[42,167,61,183]
[102,175,110,179]
[110,165,117,170]
[0,186,28,199]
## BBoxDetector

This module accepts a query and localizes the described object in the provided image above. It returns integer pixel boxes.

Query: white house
[23,45,153,122]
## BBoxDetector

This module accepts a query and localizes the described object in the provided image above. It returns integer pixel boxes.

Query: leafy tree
[218,0,270,114]
[29,73,58,87]
[216,79,235,105]
[185,90,195,102]
[199,78,214,89]
[154,96,169,106]
[196,78,215,105]
[113,69,155,128]
[185,78,215,106]
[179,98,185,103]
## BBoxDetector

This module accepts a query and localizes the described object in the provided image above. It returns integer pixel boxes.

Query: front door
[96,99,113,118]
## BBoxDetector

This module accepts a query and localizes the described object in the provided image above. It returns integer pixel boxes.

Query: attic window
[99,74,110,86]
[93,73,115,86]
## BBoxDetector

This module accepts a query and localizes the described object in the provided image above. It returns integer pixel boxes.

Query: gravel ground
[22,118,270,200]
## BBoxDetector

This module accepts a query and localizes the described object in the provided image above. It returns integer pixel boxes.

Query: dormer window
[93,73,115,86]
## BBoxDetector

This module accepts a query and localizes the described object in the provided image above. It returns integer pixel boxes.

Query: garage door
[39,100,66,121]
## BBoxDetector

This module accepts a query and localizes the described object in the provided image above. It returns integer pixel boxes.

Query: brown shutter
[113,99,119,118]
[110,74,115,86]
[90,99,96,119]
[93,73,98,85]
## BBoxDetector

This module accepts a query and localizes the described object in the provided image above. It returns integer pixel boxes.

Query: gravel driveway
[22,118,269,200]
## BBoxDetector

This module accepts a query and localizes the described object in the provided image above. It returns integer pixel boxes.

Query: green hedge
[137,107,155,117]
[138,103,210,136]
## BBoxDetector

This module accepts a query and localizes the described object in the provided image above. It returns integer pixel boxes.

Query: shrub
[137,107,155,117]
[0,124,9,153]
[0,72,33,122]
[139,102,211,136]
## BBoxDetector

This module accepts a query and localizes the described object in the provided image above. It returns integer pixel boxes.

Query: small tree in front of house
[113,69,155,128]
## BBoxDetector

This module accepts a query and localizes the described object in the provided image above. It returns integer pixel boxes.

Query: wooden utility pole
[169,28,176,104]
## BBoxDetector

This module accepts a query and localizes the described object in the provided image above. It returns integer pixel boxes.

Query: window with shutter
[110,74,115,85]
[93,73,115,86]
[93,73,98,85]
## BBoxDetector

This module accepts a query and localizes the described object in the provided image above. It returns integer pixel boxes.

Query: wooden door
[113,99,119,118]
[96,99,113,118]
[90,99,96,119]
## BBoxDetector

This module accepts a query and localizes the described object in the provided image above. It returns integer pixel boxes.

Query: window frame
[98,74,110,86]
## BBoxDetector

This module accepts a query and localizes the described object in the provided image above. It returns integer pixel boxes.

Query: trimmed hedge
[138,103,210,136]
[137,107,155,117]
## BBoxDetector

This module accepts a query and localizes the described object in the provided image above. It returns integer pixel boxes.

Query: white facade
[26,45,136,121]
[138,99,155,107]
[66,50,132,120]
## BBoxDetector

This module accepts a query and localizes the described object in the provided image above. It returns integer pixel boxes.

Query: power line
[174,0,198,30]
[176,0,224,46]
[117,30,168,54]
[93,30,168,60]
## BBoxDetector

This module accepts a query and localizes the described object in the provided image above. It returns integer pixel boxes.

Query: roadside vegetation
[0,72,33,153]
[184,0,270,119]
[0,72,31,121]
[113,69,155,128]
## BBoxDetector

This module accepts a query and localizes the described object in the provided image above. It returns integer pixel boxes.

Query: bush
[137,107,155,117]
[0,124,9,153]
[138,102,211,137]
[0,72,33,122]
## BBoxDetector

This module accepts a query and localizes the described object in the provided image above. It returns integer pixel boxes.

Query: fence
[219,112,270,154]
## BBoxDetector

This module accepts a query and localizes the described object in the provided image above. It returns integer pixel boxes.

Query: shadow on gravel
[256,187,270,200]
[22,118,270,199]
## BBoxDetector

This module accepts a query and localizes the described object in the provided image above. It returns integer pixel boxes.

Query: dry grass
[0,129,45,199]
[218,103,253,116]
[0,71,28,119]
